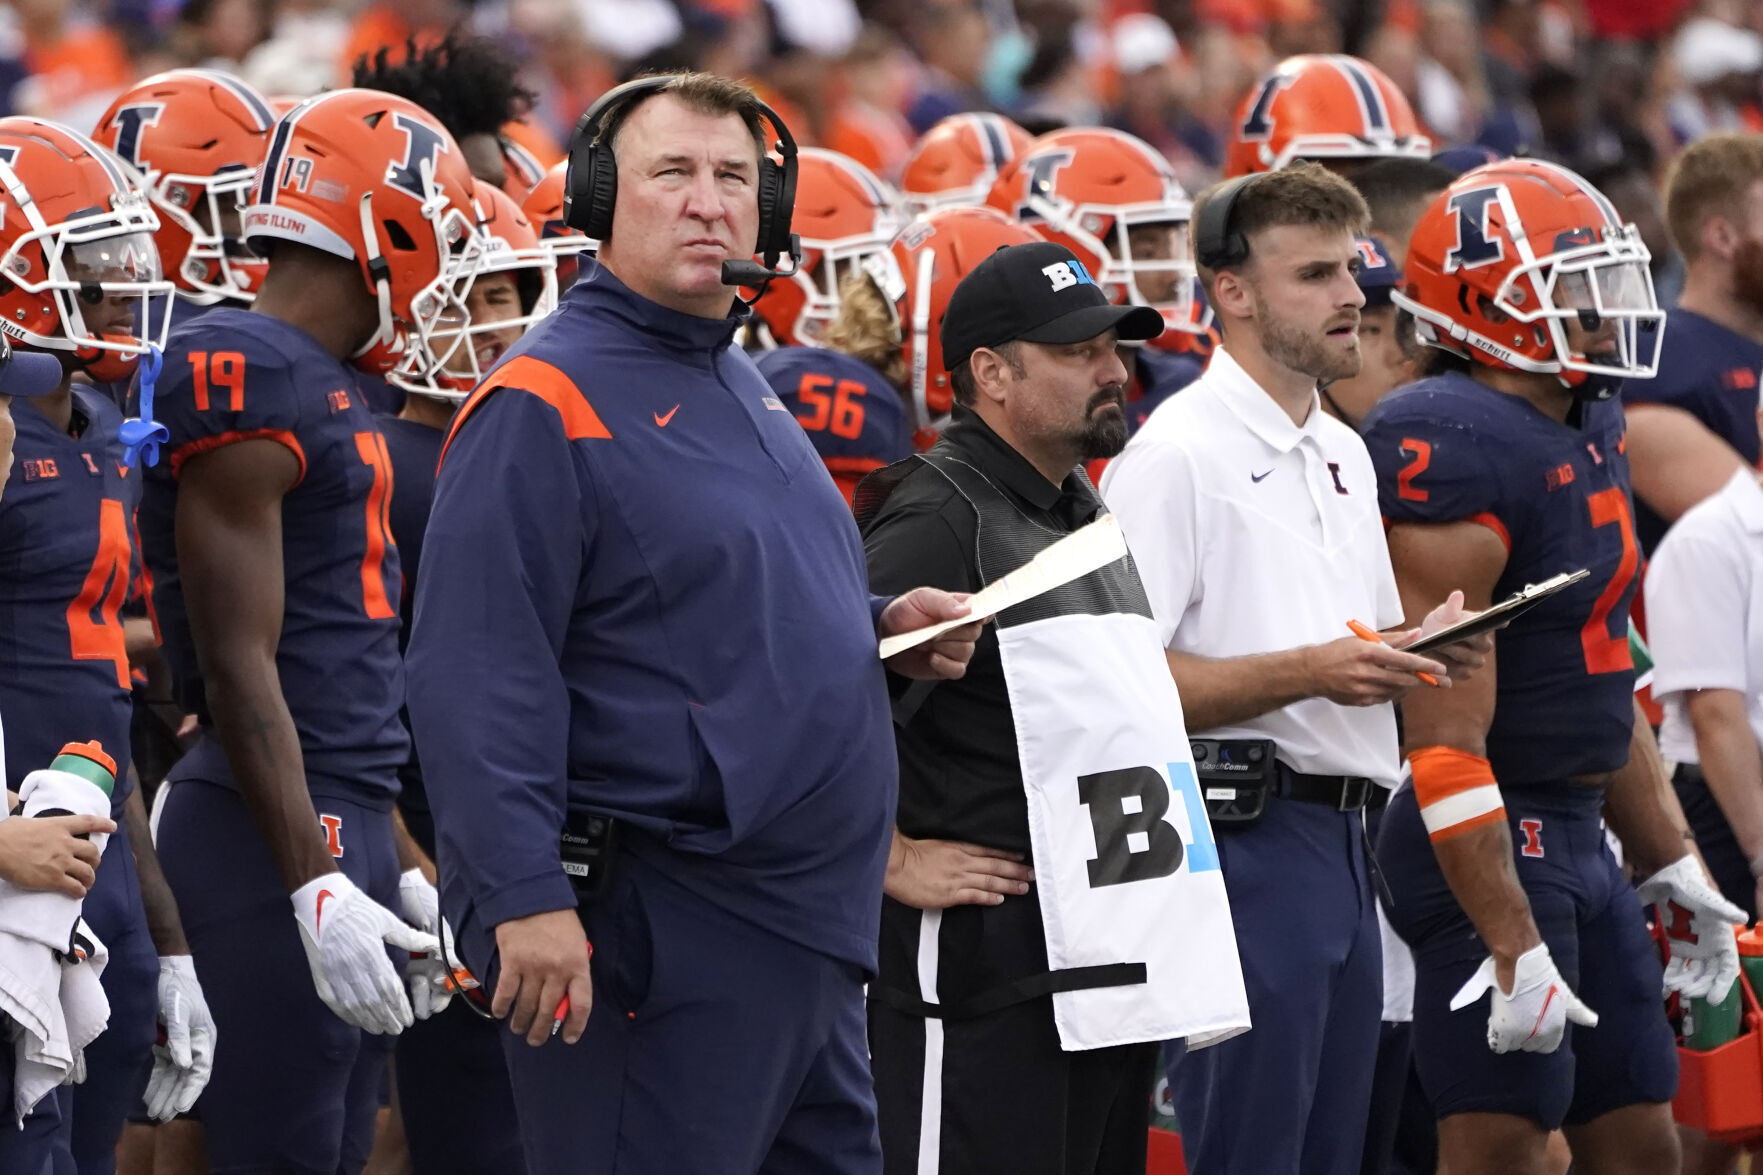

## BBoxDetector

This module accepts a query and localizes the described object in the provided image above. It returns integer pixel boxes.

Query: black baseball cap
[941,241,1165,372]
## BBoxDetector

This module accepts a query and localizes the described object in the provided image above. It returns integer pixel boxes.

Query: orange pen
[1347,619,1441,687]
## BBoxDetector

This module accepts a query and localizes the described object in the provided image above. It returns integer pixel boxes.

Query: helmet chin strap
[354,190,399,360]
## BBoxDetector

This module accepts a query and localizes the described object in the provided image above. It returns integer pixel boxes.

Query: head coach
[403,72,983,1175]
[857,241,1250,1175]
[1098,164,1489,1175]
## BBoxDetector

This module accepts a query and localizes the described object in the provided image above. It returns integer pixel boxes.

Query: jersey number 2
[68,498,132,689]
[1581,487,1637,675]
[354,432,396,620]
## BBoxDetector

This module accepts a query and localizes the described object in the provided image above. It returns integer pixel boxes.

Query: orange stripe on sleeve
[441,356,612,468]
[1408,745,1497,808]
[1467,511,1510,553]
[170,429,308,484]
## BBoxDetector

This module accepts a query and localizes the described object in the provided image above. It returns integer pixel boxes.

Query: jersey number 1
[354,432,396,620]
[68,498,132,689]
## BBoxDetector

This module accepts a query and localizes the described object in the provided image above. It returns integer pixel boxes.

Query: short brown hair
[1192,163,1371,301]
[1664,133,1763,263]
[949,340,1026,407]
[597,71,769,163]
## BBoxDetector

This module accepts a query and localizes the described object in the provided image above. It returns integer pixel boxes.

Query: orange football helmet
[395,179,556,401]
[863,205,1040,441]
[1226,55,1430,177]
[520,159,594,292]
[751,148,903,348]
[93,69,276,305]
[499,135,546,203]
[986,127,1208,336]
[0,117,172,382]
[1398,158,1661,399]
[245,89,483,377]
[900,113,1033,215]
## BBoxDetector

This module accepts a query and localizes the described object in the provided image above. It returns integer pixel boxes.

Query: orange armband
[1408,746,1504,842]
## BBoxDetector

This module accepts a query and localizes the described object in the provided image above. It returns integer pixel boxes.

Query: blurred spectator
[1583,153,1685,308]
[904,0,995,133]
[173,0,271,72]
[1414,0,1485,144]
[826,24,917,180]
[240,0,350,97]
[1014,7,1102,130]
[1665,14,1763,142]
[9,0,134,130]
[1106,12,1223,183]
[1528,63,1622,166]
[1480,0,1539,110]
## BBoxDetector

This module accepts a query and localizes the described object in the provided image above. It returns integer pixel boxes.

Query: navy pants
[394,998,527,1174]
[1675,764,1756,920]
[1167,797,1382,1175]
[50,828,158,1175]
[1379,781,1677,1130]
[486,849,881,1175]
[157,779,400,1174]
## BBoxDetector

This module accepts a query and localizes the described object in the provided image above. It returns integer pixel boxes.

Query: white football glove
[291,872,437,1035]
[397,868,451,1021]
[1636,854,1747,1004]
[1452,942,1599,1054]
[144,955,215,1121]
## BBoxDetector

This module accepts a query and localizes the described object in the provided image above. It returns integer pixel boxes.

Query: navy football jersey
[754,346,910,504]
[1128,345,1204,433]
[1624,309,1763,551]
[0,389,139,811]
[1363,372,1639,784]
[136,308,408,802]
[378,413,443,833]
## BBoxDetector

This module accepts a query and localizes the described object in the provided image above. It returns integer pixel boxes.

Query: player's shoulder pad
[162,307,305,378]
[756,346,897,398]
[1361,373,1512,525]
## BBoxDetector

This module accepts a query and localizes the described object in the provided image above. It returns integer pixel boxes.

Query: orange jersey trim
[441,356,612,468]
[170,429,308,485]
[1467,511,1511,553]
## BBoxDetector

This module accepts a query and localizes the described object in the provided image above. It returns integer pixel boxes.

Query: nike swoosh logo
[654,405,679,427]
[1251,469,1273,483]
[315,888,335,934]
[115,463,129,479]
[1527,985,1558,1041]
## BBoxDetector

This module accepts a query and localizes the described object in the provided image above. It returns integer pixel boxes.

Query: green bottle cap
[50,742,114,798]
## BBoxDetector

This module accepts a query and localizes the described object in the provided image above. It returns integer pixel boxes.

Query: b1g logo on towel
[1079,762,1218,888]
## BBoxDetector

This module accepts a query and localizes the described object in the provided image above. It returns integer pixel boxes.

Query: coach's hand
[1303,636,1450,706]
[1392,589,1494,683]
[884,831,1034,909]
[494,908,593,1047]
[291,872,437,1035]
[880,588,987,680]
[0,813,112,897]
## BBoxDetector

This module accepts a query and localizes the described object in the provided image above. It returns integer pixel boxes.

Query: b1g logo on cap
[1043,259,1097,292]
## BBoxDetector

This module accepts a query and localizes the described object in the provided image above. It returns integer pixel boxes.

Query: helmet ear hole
[382,220,416,252]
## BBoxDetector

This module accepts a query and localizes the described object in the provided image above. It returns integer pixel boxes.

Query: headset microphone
[721,238,801,288]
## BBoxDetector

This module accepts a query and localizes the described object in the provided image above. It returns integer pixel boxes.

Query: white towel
[0,765,114,1123]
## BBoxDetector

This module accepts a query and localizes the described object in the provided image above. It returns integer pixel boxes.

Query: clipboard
[1404,569,1591,656]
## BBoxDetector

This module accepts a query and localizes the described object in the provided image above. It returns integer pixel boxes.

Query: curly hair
[821,269,908,391]
[351,28,536,141]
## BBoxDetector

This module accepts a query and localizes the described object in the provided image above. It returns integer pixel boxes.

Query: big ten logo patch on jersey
[1520,817,1544,858]
[1079,762,1217,888]
[319,813,344,858]
[1722,367,1759,391]
[1043,258,1097,293]
[327,388,352,414]
[21,458,59,482]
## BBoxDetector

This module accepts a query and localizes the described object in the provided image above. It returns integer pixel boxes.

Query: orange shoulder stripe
[170,429,307,485]
[440,355,612,469]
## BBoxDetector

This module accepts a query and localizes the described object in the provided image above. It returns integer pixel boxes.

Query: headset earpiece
[1195,174,1254,272]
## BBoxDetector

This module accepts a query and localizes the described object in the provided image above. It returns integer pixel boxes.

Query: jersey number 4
[68,498,132,689]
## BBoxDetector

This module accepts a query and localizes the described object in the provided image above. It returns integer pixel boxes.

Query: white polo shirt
[1646,467,1763,764]
[1100,345,1404,786]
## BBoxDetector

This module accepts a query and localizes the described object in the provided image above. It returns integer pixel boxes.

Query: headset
[562,75,800,288]
[1193,173,1255,271]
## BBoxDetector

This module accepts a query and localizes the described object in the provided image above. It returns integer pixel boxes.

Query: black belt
[1278,766,1373,813]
